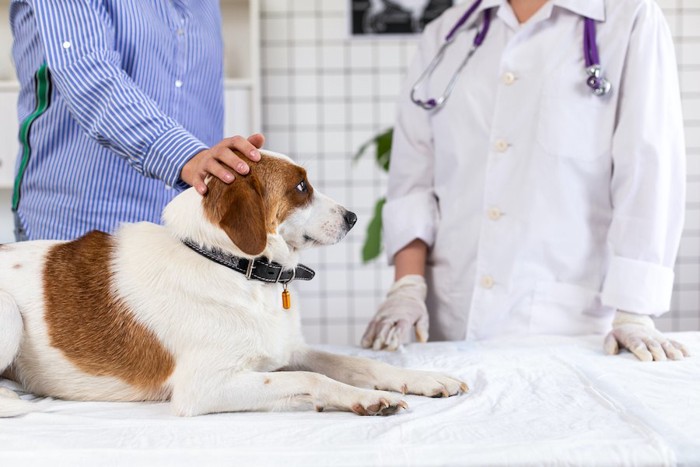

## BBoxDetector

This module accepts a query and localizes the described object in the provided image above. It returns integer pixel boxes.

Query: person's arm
[29,0,258,193]
[394,239,427,280]
[600,2,688,361]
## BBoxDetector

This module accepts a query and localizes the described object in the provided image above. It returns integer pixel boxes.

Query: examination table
[1,333,699,466]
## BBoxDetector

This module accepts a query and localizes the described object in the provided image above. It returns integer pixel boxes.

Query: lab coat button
[487,207,502,221]
[494,140,509,152]
[480,275,494,289]
[502,72,516,85]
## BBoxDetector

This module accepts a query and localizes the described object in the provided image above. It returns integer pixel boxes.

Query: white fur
[0,152,466,417]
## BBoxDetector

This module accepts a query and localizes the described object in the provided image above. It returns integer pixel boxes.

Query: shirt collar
[455,0,505,33]
[551,0,606,21]
[463,0,605,23]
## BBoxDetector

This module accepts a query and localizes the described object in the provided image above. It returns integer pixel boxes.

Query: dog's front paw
[351,389,408,416]
[324,388,407,416]
[380,369,468,398]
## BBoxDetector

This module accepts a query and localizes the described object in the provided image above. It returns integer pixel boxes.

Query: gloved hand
[361,275,428,351]
[603,310,690,361]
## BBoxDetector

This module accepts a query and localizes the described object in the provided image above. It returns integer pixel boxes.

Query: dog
[0,150,467,417]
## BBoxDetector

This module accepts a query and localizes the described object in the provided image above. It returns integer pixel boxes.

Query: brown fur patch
[203,154,314,254]
[264,377,271,385]
[12,264,21,269]
[43,231,174,393]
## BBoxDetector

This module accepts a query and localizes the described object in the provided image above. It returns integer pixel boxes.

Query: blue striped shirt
[10,0,224,240]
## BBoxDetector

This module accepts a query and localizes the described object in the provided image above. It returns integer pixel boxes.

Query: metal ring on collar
[284,268,296,284]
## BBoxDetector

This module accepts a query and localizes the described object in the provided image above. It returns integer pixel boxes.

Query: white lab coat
[383,0,686,340]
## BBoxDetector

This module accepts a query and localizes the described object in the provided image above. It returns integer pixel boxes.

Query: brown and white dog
[0,150,467,417]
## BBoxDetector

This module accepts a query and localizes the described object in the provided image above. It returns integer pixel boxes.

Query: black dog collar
[182,239,315,284]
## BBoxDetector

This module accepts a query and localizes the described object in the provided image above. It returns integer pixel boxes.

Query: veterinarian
[10,0,262,241]
[362,0,689,362]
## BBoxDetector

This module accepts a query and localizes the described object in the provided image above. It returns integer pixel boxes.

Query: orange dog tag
[282,286,291,310]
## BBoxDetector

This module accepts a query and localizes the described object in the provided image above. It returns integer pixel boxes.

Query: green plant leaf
[353,128,392,173]
[375,128,392,172]
[353,138,374,161]
[362,197,386,263]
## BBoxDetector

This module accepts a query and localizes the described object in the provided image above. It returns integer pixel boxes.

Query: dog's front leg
[288,348,468,398]
[170,370,407,416]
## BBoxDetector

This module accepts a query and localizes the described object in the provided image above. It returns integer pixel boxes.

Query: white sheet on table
[1,333,698,466]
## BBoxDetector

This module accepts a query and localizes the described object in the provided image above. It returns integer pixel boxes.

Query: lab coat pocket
[536,80,614,161]
[531,281,614,335]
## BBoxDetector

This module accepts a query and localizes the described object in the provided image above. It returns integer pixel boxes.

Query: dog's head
[198,150,357,257]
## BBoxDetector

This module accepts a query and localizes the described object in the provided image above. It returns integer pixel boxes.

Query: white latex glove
[604,310,690,362]
[361,275,428,351]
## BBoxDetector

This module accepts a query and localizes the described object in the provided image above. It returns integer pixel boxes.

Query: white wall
[0,190,12,243]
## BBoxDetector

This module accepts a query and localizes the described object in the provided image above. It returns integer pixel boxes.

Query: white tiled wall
[258,0,700,343]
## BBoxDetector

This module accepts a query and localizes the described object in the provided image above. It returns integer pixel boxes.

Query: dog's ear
[217,176,268,256]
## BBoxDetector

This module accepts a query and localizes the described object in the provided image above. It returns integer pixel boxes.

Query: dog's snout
[344,210,358,230]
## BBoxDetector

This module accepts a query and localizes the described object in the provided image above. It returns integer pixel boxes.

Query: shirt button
[487,207,502,221]
[62,41,71,49]
[494,139,509,152]
[502,72,516,85]
[480,275,495,289]
[175,80,183,88]
[177,28,185,36]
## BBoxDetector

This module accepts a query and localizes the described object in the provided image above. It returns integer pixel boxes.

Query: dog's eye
[296,180,307,193]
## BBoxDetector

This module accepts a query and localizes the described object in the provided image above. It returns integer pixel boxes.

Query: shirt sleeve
[600,2,686,315]
[29,0,208,188]
[382,23,440,265]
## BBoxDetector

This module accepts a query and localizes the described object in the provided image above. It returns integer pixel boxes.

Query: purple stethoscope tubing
[410,0,611,110]
[583,17,611,95]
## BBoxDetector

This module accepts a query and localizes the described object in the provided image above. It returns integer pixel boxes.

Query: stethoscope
[410,0,612,110]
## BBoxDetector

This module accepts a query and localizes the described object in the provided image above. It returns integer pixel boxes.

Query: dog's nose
[344,210,358,230]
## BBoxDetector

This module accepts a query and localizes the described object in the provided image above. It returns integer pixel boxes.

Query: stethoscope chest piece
[586,65,611,96]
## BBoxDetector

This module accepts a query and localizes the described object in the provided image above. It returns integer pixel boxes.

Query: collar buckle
[245,259,254,280]
[274,266,284,283]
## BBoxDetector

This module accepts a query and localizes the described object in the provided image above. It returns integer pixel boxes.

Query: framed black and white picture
[350,0,455,37]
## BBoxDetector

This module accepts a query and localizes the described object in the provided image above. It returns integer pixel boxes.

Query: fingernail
[197,186,206,195]
[224,173,234,182]
[250,149,260,160]
[237,163,249,173]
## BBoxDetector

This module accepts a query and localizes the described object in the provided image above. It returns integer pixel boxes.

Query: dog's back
[0,233,178,406]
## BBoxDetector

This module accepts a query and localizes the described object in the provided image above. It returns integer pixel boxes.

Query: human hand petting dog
[604,310,691,361]
[181,133,265,195]
[362,275,429,351]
